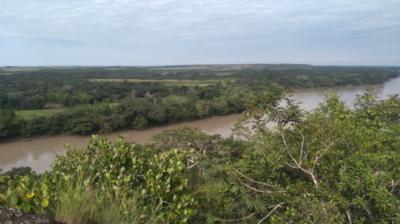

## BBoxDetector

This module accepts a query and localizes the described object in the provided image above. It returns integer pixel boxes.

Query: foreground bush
[0,137,196,223]
[1,91,400,223]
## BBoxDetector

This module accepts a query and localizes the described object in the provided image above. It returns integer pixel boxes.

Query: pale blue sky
[0,0,399,66]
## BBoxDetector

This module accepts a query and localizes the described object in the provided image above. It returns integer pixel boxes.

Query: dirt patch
[0,207,63,224]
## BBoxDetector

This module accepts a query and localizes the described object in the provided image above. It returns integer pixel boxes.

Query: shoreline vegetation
[1,64,399,141]
[0,114,239,145]
[1,90,399,223]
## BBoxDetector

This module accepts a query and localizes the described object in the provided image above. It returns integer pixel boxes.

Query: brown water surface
[0,114,240,172]
[1,76,399,172]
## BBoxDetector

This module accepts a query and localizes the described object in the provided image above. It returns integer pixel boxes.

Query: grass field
[89,79,226,87]
[15,103,119,120]
[16,108,65,119]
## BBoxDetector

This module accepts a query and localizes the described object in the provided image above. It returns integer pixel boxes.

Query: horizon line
[1,63,400,68]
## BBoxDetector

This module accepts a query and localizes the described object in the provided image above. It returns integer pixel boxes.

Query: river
[1,76,400,172]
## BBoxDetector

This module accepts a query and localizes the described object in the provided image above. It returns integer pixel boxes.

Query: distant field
[16,108,65,119]
[15,103,120,120]
[150,64,258,71]
[89,78,226,86]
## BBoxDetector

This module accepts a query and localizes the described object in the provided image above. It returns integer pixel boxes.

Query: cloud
[0,0,399,65]
[0,32,83,48]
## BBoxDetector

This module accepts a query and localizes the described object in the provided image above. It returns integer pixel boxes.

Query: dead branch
[232,166,283,190]
[280,128,320,190]
[346,209,352,224]
[257,203,284,224]
[234,176,277,194]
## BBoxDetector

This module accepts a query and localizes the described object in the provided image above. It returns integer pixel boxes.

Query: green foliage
[0,110,22,138]
[1,89,400,223]
[224,92,400,223]
[0,169,53,214]
[1,136,197,223]
[1,65,398,140]
[152,127,221,156]
[52,136,197,223]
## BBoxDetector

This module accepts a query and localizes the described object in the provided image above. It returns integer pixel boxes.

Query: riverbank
[0,114,240,172]
[1,76,400,172]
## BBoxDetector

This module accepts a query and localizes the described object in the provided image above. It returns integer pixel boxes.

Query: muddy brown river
[1,76,400,172]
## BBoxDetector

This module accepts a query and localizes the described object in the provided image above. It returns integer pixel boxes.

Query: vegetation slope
[1,90,399,223]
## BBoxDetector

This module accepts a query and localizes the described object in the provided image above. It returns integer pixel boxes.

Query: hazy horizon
[1,0,399,66]
[1,63,400,68]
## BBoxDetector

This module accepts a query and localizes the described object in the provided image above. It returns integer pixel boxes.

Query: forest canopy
[0,65,398,140]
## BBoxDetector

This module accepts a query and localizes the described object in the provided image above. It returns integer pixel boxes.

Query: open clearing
[89,78,226,86]
[16,109,65,119]
[15,103,119,120]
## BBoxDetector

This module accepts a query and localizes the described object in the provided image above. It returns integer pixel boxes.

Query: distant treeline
[0,65,398,140]
[0,85,251,139]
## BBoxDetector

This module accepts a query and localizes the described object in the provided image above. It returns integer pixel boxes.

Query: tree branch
[257,203,284,224]
[232,166,284,190]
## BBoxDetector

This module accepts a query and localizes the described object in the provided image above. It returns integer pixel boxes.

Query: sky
[0,0,399,66]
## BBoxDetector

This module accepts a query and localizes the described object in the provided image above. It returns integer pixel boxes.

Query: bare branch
[346,209,352,224]
[280,129,299,165]
[152,198,164,215]
[188,162,198,169]
[312,141,335,172]
[280,128,319,190]
[257,203,284,224]
[299,133,305,164]
[232,166,283,189]
[234,176,277,194]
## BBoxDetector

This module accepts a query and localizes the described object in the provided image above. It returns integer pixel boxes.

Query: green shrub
[0,136,196,223]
